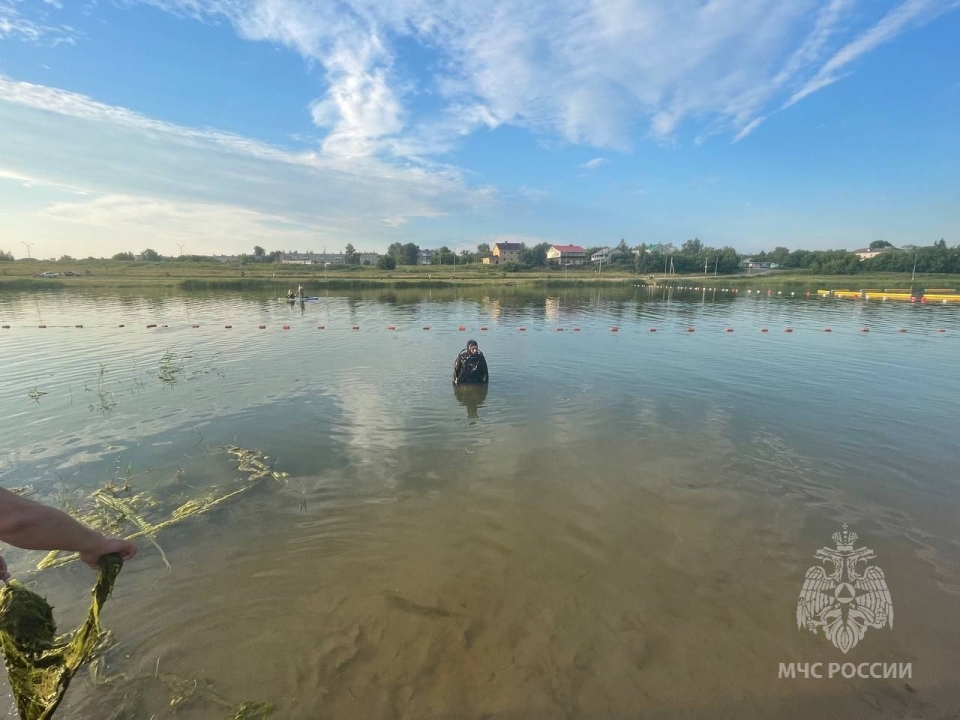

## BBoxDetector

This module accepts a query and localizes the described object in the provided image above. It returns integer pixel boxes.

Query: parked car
[63,271,82,276]
[38,271,60,277]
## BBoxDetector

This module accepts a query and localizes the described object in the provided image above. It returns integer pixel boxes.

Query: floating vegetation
[0,554,123,720]
[36,446,289,572]
[0,445,290,718]
[85,363,117,414]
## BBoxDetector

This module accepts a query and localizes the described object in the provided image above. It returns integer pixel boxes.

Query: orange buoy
[725,328,734,333]
[283,325,291,330]
[387,325,396,330]
[573,327,580,332]
[480,326,488,331]
[649,328,657,332]
[458,325,466,331]
[259,325,266,329]
[423,326,430,330]
[760,328,768,333]
[611,326,619,332]
[860,327,869,333]
[898,328,907,333]
[351,325,360,330]
[519,327,526,331]
[784,328,793,333]
[824,328,832,332]
[685,326,694,333]
[556,327,564,331]
[937,329,946,333]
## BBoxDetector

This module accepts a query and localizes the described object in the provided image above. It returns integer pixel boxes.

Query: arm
[0,488,136,577]
[479,355,489,382]
[454,355,463,381]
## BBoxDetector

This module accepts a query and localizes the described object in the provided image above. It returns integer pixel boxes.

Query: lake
[1,286,958,719]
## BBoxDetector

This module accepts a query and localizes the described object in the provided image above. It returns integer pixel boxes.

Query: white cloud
[580,157,609,170]
[0,76,497,255]
[0,0,74,43]
[786,0,959,108]
[733,116,766,143]
[127,0,958,152]
[0,167,89,194]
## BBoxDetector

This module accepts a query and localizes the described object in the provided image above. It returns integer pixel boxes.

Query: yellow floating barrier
[923,294,960,303]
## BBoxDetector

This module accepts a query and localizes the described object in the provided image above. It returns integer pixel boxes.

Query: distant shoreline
[1,260,958,292]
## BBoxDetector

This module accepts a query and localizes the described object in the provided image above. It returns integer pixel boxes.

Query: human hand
[78,536,137,569]
[0,555,9,584]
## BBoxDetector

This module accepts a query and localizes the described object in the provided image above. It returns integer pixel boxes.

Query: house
[547,245,587,264]
[590,246,625,263]
[483,242,523,266]
[854,246,897,261]
[417,249,436,265]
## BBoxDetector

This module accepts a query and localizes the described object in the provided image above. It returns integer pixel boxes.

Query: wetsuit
[454,348,489,384]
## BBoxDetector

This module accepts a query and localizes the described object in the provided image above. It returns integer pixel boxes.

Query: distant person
[0,487,137,582]
[454,339,489,385]
[286,288,295,299]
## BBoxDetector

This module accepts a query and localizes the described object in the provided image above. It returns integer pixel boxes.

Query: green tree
[140,248,161,261]
[59,254,74,262]
[253,245,265,258]
[376,254,397,270]
[344,243,360,264]
[518,242,549,267]
[476,243,490,257]
[0,250,14,262]
[400,243,420,265]
[681,237,704,254]
[769,246,791,265]
[869,240,892,250]
[112,252,135,261]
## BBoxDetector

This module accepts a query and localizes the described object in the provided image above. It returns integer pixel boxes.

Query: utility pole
[177,243,185,275]
[911,254,917,282]
[714,256,719,276]
[704,257,708,275]
[21,241,34,259]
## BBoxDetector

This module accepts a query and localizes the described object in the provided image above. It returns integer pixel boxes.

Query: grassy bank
[1,259,958,292]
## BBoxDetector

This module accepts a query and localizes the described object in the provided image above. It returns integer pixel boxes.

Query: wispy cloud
[0,167,89,194]
[0,75,496,255]
[786,0,958,108]
[733,116,766,143]
[126,0,958,151]
[0,0,75,43]
[580,157,608,170]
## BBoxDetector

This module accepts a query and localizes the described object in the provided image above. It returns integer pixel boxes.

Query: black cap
[467,339,478,348]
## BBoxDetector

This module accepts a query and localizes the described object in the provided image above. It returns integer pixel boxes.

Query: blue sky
[1,0,958,258]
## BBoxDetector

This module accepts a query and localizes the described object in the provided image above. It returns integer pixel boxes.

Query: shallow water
[1,286,959,719]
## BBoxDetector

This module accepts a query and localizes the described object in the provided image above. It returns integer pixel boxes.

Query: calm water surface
[1,287,959,719]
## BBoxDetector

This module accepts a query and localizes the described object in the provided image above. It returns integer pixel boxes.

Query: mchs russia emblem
[797,525,894,653]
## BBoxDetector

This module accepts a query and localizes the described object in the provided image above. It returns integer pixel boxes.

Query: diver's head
[467,339,479,355]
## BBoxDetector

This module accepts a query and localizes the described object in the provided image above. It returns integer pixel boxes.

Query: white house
[547,245,587,264]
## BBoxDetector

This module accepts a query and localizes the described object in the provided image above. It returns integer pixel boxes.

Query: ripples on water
[1,287,959,719]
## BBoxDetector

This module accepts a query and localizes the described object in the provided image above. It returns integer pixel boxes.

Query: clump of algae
[0,446,288,719]
[0,554,122,720]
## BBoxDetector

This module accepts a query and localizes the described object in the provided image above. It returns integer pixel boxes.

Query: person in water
[454,339,489,384]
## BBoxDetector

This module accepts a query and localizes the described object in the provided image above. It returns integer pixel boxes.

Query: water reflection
[453,381,489,420]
